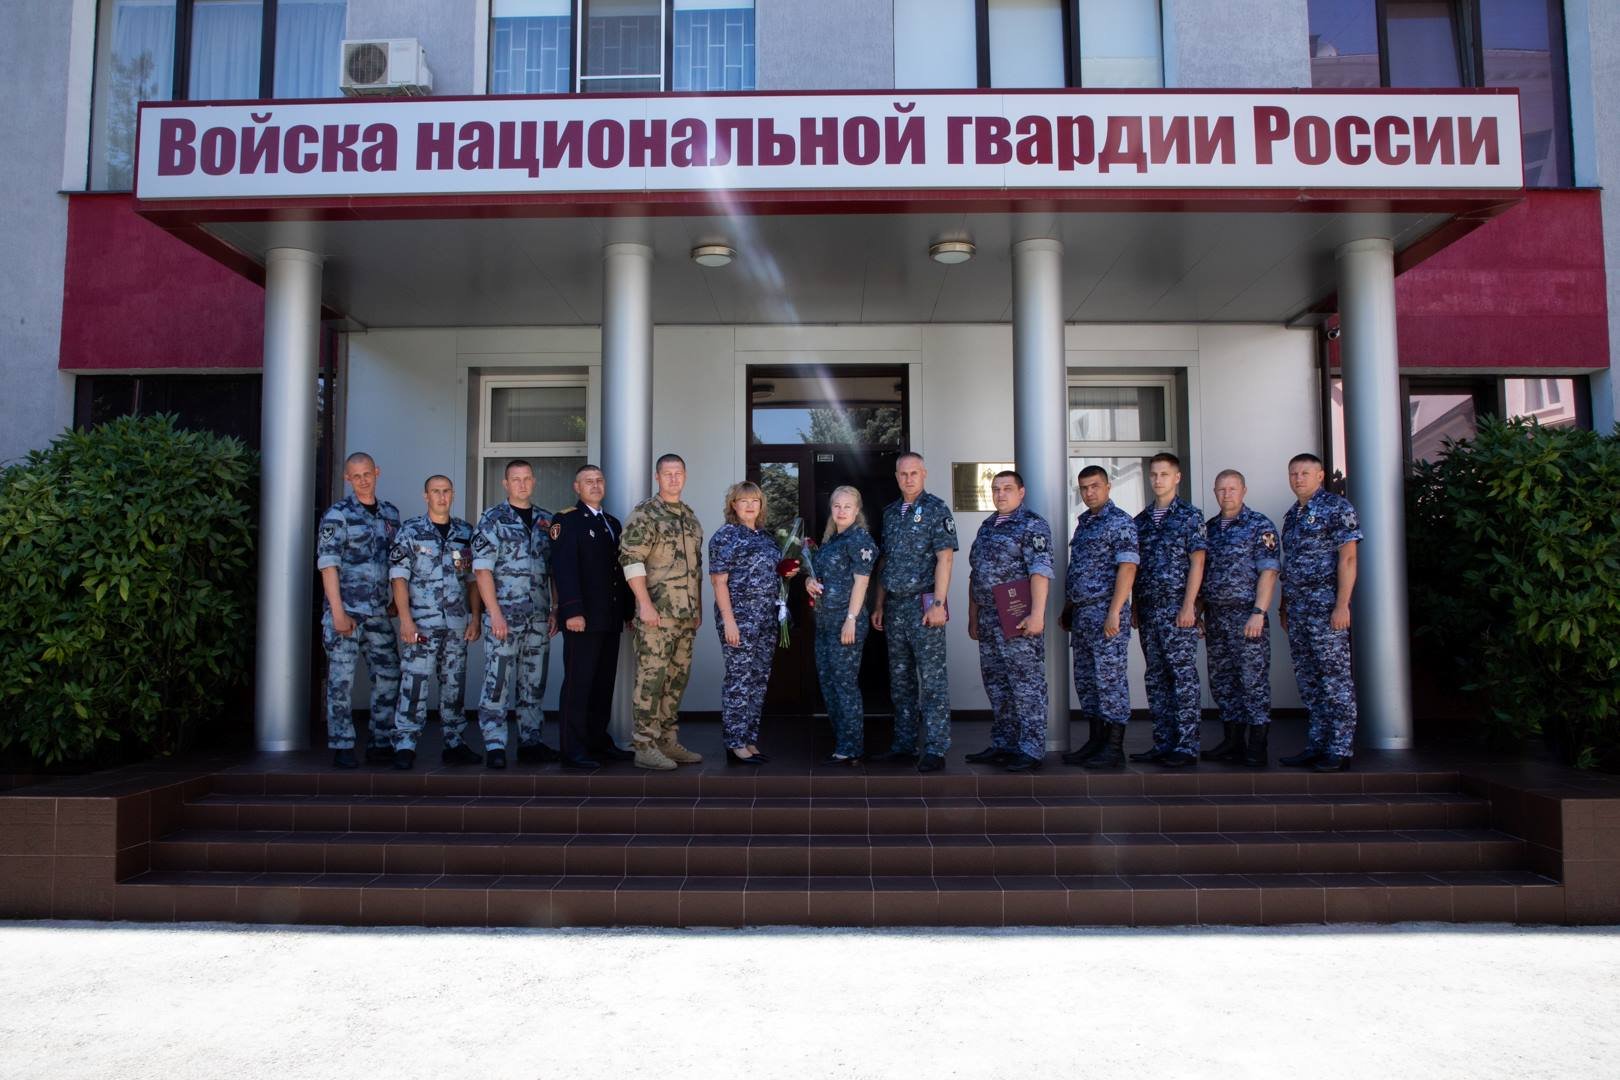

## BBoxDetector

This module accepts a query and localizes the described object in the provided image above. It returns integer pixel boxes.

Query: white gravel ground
[1,922,1617,1080]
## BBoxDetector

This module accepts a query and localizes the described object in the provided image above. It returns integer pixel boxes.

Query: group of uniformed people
[316,446,1363,774]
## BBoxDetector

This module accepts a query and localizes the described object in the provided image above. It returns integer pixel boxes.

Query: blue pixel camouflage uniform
[1201,506,1281,729]
[316,494,401,751]
[388,515,477,752]
[969,505,1055,761]
[472,500,553,751]
[709,523,782,751]
[877,490,959,757]
[1134,498,1208,754]
[813,525,878,759]
[1282,488,1363,758]
[1066,500,1138,728]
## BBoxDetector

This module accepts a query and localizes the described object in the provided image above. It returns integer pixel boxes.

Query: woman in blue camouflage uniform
[709,481,792,765]
[806,486,878,766]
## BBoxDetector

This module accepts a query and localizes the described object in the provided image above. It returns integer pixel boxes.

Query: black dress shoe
[1004,753,1043,772]
[726,748,765,767]
[332,749,358,770]
[561,755,602,770]
[818,753,860,767]
[916,754,946,773]
[364,744,395,765]
[590,744,635,763]
[1158,750,1197,768]
[1312,754,1350,772]
[1278,746,1325,768]
[1243,726,1270,768]
[440,743,483,766]
[749,750,772,763]
[965,746,1013,765]
[1129,745,1170,763]
[868,749,918,764]
[393,749,416,771]
[516,742,561,764]
[486,748,507,770]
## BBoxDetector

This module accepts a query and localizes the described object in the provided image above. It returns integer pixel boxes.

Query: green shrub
[0,415,257,765]
[1407,418,1620,769]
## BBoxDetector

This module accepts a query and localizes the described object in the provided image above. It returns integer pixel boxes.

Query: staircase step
[115,868,1564,927]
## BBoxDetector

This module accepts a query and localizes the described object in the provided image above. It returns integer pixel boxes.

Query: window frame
[1065,372,1180,519]
[475,372,591,516]
[974,0,1164,89]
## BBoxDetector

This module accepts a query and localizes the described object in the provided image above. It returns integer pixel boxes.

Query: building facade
[1,1,1614,753]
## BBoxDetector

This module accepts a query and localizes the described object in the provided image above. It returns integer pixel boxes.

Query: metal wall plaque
[952,462,1015,512]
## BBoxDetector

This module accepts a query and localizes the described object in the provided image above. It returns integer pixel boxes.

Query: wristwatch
[929,598,946,609]
[1250,606,1264,615]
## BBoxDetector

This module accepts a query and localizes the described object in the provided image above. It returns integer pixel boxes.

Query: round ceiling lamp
[929,240,976,265]
[691,244,736,268]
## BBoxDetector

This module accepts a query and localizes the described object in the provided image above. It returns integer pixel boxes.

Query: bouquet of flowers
[774,517,805,649]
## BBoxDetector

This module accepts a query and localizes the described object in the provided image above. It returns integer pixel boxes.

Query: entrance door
[745,366,908,716]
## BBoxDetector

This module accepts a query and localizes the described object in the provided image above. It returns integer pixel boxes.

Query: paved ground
[2,922,1617,1079]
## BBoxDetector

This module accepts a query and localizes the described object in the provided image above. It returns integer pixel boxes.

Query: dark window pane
[1481,0,1571,187]
[749,371,904,447]
[1385,0,1463,88]
[138,375,262,447]
[581,0,662,82]
[75,376,139,429]
[1308,0,1380,88]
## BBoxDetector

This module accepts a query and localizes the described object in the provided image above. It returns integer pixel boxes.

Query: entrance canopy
[133,89,1524,327]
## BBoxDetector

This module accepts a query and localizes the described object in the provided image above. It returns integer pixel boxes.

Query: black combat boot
[1278,745,1324,768]
[1243,725,1269,768]
[1203,722,1244,762]
[1083,722,1126,769]
[1129,744,1169,763]
[1062,717,1105,765]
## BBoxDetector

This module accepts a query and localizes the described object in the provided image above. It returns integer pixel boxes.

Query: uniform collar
[1086,498,1117,519]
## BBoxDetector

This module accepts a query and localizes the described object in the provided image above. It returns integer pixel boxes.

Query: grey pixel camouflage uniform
[969,505,1055,761]
[1282,488,1363,758]
[709,523,781,750]
[389,515,477,752]
[619,497,704,751]
[316,494,401,751]
[877,490,959,757]
[1201,506,1280,729]
[813,526,877,759]
[472,501,553,751]
[1066,500,1139,728]
[1134,498,1208,755]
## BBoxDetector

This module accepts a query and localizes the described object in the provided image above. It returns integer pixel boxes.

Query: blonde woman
[805,486,879,765]
[708,481,794,764]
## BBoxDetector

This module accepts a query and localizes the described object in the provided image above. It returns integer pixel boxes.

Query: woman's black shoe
[726,748,765,766]
[818,753,860,767]
[749,749,772,763]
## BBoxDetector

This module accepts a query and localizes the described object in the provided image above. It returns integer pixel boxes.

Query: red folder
[992,579,1032,639]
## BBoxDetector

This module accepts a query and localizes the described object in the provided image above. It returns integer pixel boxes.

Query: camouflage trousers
[322,609,400,750]
[1070,599,1132,727]
[631,619,697,750]
[1205,604,1271,728]
[1139,605,1202,754]
[975,606,1047,761]
[477,610,552,751]
[814,613,869,759]
[882,594,951,757]
[1286,604,1357,758]
[718,605,777,749]
[393,627,471,751]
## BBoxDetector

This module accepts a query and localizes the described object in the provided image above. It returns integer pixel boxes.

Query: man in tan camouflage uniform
[619,453,706,770]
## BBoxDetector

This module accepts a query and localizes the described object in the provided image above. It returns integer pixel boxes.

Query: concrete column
[599,242,654,745]
[1335,238,1413,750]
[255,247,323,752]
[1011,238,1072,753]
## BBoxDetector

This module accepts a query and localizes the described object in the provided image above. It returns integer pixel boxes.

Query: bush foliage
[0,415,257,765]
[1407,418,1620,769]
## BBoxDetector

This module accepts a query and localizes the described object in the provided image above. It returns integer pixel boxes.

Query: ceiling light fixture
[691,244,736,268]
[929,240,976,265]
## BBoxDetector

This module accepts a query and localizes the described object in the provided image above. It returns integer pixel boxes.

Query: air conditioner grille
[346,43,388,85]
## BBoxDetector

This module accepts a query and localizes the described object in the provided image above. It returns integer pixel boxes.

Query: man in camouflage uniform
[317,452,401,769]
[1279,452,1363,772]
[965,471,1054,772]
[619,453,706,771]
[388,474,482,770]
[1199,468,1280,768]
[1130,453,1208,767]
[870,452,959,773]
[472,459,556,770]
[1060,465,1138,770]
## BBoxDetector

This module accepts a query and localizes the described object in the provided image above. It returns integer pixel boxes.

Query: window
[1306,0,1571,185]
[490,0,754,95]
[74,373,263,448]
[477,376,589,514]
[894,0,1161,89]
[1065,376,1178,521]
[89,0,348,189]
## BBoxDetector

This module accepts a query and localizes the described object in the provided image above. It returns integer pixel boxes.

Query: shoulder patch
[1261,531,1277,550]
[549,521,563,541]
[1032,534,1046,551]
[944,518,955,533]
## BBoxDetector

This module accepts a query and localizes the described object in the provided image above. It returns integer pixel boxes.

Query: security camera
[1325,325,1342,341]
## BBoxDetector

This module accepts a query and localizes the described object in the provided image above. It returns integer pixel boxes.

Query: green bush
[1407,418,1620,769]
[0,415,257,765]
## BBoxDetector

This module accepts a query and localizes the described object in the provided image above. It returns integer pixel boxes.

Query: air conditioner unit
[340,38,433,96]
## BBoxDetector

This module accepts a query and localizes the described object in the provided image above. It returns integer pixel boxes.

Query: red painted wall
[1392,188,1609,370]
[59,193,264,371]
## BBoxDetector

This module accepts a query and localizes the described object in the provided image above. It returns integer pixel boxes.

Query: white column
[1011,238,1072,752]
[1335,237,1413,750]
[600,242,654,746]
[255,247,323,752]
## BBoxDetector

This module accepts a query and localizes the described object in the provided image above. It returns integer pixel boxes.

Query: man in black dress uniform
[549,464,636,768]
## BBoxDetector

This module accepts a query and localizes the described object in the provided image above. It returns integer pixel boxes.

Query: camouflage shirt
[1066,500,1139,605]
[472,501,553,622]
[316,494,401,617]
[968,504,1055,606]
[814,526,878,622]
[619,496,704,622]
[388,515,476,630]
[877,490,959,596]
[1282,488,1363,610]
[1132,497,1208,610]
[1201,506,1281,607]
[708,523,781,616]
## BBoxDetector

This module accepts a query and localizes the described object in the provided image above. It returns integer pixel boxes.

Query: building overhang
[131,88,1525,328]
